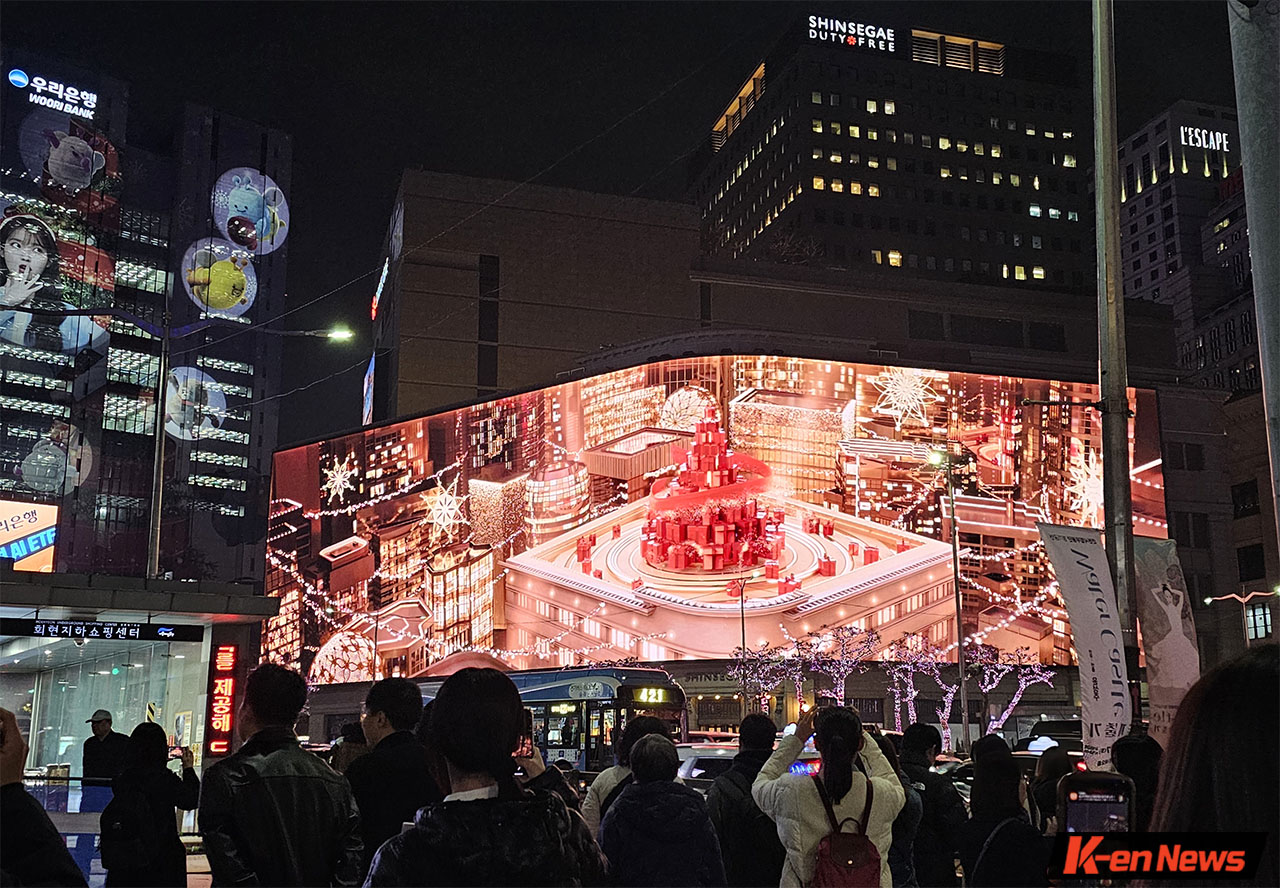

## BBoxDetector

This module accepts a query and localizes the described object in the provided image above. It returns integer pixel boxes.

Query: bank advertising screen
[265,356,1167,684]
[0,499,59,571]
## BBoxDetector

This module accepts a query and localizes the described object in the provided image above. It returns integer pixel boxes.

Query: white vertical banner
[1133,537,1201,750]
[1038,523,1132,769]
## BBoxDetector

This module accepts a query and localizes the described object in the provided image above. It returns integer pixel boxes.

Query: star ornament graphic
[871,368,943,430]
[1066,450,1105,527]
[321,453,358,504]
[426,477,465,542]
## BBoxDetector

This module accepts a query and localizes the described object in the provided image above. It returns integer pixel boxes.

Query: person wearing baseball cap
[83,709,130,802]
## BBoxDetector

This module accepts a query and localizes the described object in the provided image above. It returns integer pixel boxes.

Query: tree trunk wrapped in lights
[807,624,881,705]
[728,644,786,713]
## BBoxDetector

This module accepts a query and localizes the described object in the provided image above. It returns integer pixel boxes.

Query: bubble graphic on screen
[165,366,229,442]
[211,167,289,255]
[180,238,257,317]
[17,421,93,495]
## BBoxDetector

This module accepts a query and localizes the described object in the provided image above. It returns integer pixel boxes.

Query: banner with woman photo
[1133,537,1201,750]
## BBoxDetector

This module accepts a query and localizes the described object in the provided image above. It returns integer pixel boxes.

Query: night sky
[3,2,1238,446]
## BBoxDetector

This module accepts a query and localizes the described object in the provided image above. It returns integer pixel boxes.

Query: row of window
[808,59,1078,114]
[806,91,1077,143]
[810,119,1077,167]
[870,248,1048,281]
[1183,311,1257,370]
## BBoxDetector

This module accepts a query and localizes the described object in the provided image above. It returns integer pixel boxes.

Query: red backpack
[810,774,881,888]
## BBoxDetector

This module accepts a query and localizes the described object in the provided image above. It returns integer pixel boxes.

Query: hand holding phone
[514,708,534,758]
[1058,770,1135,833]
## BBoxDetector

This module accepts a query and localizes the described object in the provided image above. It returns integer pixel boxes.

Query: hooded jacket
[599,780,726,887]
[752,733,906,888]
[899,749,967,887]
[706,748,786,887]
[364,788,607,887]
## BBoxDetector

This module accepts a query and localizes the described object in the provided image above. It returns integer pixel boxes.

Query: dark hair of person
[340,722,365,744]
[968,750,1022,819]
[617,715,670,767]
[1034,745,1072,783]
[970,732,1011,763]
[1150,644,1278,883]
[815,706,863,804]
[1112,732,1162,832]
[365,677,424,732]
[872,732,902,774]
[739,713,777,752]
[413,700,449,796]
[428,668,525,800]
[630,734,679,783]
[414,700,433,747]
[900,722,942,755]
[243,662,308,728]
[127,721,168,769]
[0,214,62,287]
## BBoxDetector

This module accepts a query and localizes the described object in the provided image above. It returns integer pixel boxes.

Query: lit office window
[849,182,863,195]
[957,141,968,153]
[1026,125,1037,136]
[868,156,880,169]
[830,151,843,163]
[939,136,952,150]
[884,100,896,115]
[868,129,879,141]
[1033,266,1046,280]
[888,250,903,267]
[1048,208,1061,219]
[1002,264,1010,279]
[1068,210,1080,221]
[1010,173,1022,187]
[922,135,933,148]
[974,143,985,155]
[831,179,844,193]
[831,121,843,136]
[1033,175,1041,190]
[812,119,824,133]
[871,249,884,264]
[813,177,826,190]
[1246,602,1273,640]
[849,125,861,138]
[813,147,825,160]
[991,144,1002,158]
[867,184,881,197]
[811,92,823,104]
[866,99,878,113]
[1015,265,1028,280]
[1064,154,1077,168]
[992,171,1003,185]
[940,167,952,178]
[1030,204,1042,217]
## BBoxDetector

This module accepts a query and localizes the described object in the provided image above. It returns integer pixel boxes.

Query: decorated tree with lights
[968,643,1013,734]
[986,647,1055,734]
[884,634,935,730]
[808,624,882,705]
[727,645,786,713]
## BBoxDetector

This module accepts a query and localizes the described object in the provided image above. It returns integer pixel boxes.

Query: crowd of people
[0,642,1274,887]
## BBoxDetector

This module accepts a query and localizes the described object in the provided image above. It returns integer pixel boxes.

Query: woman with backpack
[101,722,200,887]
[752,707,905,888]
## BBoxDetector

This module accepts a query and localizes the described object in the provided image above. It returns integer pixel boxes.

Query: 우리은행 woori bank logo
[8,69,30,88]
[1051,833,1268,880]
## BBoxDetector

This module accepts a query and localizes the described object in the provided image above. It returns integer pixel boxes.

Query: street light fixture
[929,444,972,753]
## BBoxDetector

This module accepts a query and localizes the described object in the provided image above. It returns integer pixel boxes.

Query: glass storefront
[1,634,210,778]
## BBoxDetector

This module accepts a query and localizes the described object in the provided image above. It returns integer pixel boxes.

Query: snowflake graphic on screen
[660,385,718,431]
[425,476,466,543]
[321,453,358,504]
[1066,450,1105,527]
[870,368,942,430]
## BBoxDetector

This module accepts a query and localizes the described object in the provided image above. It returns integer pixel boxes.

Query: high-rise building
[1,48,291,583]
[690,15,1093,292]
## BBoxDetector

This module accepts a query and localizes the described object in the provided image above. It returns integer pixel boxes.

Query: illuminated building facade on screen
[266,355,1169,682]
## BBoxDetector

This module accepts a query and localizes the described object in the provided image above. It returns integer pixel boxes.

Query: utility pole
[1092,0,1142,729]
[946,455,972,754]
[146,309,170,579]
[1227,0,1280,556]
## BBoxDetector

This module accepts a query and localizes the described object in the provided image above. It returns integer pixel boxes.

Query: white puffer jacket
[752,732,905,888]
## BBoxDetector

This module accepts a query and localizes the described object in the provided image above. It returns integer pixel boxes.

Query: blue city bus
[302,666,687,772]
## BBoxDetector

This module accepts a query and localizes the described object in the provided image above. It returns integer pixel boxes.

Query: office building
[691,14,1093,292]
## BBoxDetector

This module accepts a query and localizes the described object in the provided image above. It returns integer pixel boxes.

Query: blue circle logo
[8,69,29,88]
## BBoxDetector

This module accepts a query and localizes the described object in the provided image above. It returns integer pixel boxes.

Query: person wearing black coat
[1,707,89,887]
[102,723,200,888]
[957,751,1050,887]
[600,734,726,888]
[364,668,607,887]
[345,679,443,876]
[899,725,967,888]
[705,714,785,888]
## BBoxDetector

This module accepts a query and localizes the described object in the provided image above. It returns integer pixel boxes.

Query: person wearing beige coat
[752,707,905,888]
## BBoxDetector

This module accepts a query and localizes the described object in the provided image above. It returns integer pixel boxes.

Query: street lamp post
[931,446,971,753]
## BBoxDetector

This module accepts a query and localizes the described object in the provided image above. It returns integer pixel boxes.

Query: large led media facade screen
[266,356,1167,684]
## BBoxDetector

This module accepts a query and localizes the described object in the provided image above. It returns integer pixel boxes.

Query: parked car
[675,742,821,781]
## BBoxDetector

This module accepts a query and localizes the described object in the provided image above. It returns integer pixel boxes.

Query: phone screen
[1060,773,1133,833]
[514,708,534,758]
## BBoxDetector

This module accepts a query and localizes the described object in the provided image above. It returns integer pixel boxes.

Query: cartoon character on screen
[225,175,286,250]
[43,130,106,191]
[186,248,251,311]
[0,213,111,355]
[18,421,84,495]
[166,373,224,438]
